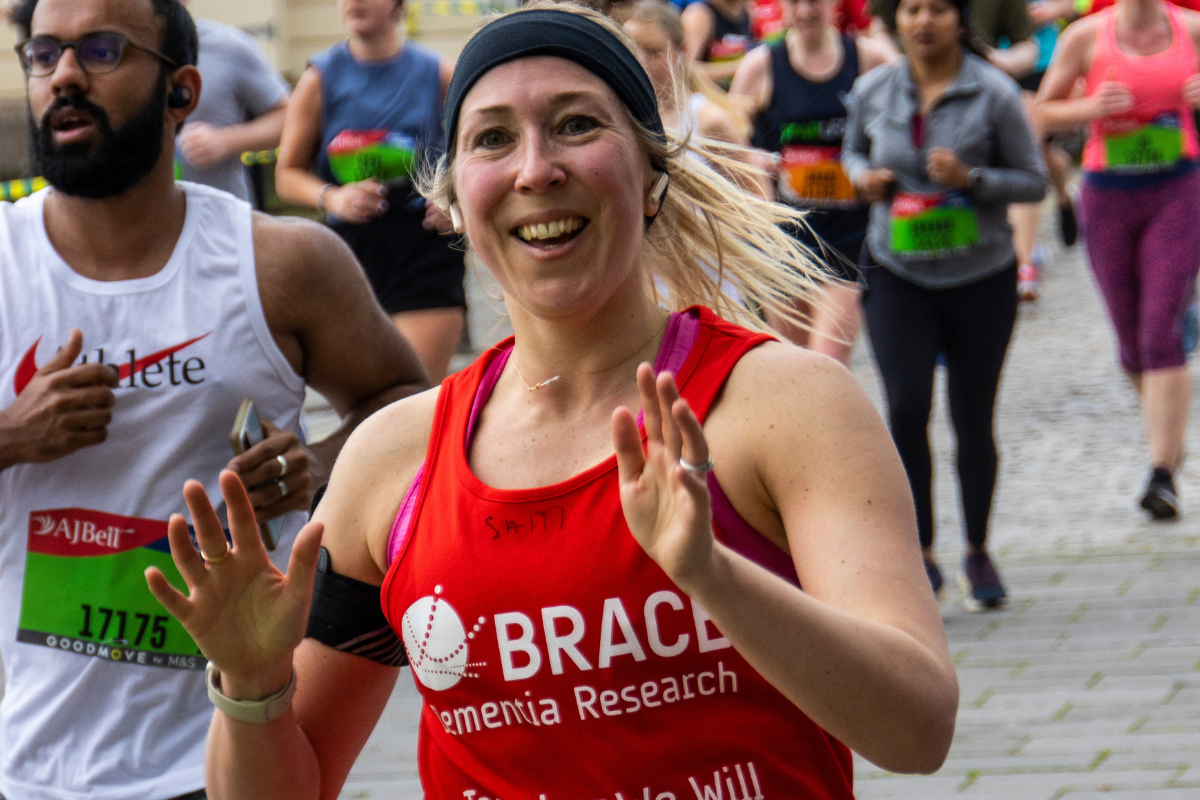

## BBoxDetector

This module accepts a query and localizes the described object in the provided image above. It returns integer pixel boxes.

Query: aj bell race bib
[327,129,417,185]
[778,120,856,207]
[18,508,204,671]
[707,33,752,63]
[890,190,980,259]
[1103,112,1184,173]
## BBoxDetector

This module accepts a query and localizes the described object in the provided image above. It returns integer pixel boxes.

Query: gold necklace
[512,315,670,392]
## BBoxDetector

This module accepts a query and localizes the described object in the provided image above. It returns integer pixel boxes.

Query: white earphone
[650,172,670,207]
[449,204,464,233]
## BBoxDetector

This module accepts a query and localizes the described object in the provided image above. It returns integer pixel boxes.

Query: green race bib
[890,191,980,259]
[327,129,417,185]
[18,508,204,670]
[1104,115,1184,173]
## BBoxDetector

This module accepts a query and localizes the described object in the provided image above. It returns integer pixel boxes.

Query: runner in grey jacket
[840,0,1046,614]
[841,51,1045,288]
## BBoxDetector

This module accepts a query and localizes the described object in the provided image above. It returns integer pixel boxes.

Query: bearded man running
[0,1,428,798]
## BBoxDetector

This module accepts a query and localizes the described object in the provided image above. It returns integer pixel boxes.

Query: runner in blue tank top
[275,0,465,381]
[731,0,892,364]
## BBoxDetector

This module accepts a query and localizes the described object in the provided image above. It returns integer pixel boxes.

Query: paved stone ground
[309,202,1200,799]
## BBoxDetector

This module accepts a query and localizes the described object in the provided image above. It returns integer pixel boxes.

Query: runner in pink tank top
[1081,3,1200,171]
[157,7,959,798]
[1038,0,1200,518]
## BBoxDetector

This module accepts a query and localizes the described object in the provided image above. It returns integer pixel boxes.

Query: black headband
[443,8,667,157]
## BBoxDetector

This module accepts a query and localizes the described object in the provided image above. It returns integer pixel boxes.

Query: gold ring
[200,546,230,564]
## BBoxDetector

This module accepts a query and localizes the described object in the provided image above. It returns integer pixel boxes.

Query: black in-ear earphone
[168,85,191,108]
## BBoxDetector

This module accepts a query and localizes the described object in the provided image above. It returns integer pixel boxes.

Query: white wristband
[206,662,297,724]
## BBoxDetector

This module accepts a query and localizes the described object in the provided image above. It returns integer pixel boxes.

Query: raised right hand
[145,470,324,699]
[0,329,117,470]
[854,168,896,203]
[324,180,389,224]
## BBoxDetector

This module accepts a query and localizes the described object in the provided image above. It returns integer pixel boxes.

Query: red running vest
[381,307,855,800]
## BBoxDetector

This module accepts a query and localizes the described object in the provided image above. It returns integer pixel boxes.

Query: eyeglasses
[15,32,180,77]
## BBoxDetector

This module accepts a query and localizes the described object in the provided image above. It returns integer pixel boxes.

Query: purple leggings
[1080,170,1200,373]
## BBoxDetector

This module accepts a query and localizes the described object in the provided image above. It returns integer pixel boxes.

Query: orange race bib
[779,144,856,206]
[777,119,856,207]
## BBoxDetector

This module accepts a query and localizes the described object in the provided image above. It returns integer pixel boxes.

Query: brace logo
[401,585,487,691]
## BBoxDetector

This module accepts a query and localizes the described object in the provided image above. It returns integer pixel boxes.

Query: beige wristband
[205,662,297,724]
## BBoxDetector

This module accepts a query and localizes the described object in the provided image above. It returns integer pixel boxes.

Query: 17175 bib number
[18,508,204,671]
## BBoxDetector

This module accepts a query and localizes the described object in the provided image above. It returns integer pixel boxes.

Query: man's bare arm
[230,214,429,519]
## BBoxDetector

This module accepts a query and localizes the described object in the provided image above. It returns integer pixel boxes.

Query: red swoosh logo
[14,333,212,395]
[13,338,41,396]
[114,333,212,381]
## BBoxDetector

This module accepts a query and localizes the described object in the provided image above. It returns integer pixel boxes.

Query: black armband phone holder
[305,546,407,667]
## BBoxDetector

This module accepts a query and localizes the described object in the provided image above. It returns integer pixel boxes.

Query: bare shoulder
[682,1,715,32]
[313,386,442,583]
[729,44,771,108]
[1181,9,1200,40]
[1057,13,1099,52]
[856,35,897,71]
[252,211,349,278]
[712,339,895,479]
[734,43,772,86]
[251,212,361,315]
[722,340,871,420]
[292,66,322,100]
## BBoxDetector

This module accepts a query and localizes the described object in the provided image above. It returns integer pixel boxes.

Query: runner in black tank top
[730,3,892,365]
[752,34,868,275]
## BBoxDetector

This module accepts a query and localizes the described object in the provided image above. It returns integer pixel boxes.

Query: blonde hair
[625,0,749,135]
[419,0,823,333]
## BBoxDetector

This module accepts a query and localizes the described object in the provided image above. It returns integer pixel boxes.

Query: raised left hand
[926,147,971,190]
[226,420,314,523]
[178,122,232,170]
[612,364,716,591]
[1185,74,1200,110]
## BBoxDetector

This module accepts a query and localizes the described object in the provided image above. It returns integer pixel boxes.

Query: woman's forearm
[683,544,959,774]
[274,165,332,210]
[206,710,321,800]
[1037,97,1098,133]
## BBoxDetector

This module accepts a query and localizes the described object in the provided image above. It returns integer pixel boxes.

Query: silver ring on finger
[276,454,288,477]
[200,545,230,564]
[276,479,288,500]
[679,457,715,477]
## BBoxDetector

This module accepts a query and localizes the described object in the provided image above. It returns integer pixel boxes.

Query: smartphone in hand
[230,399,283,551]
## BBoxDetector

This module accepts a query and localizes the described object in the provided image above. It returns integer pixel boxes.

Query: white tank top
[0,183,307,800]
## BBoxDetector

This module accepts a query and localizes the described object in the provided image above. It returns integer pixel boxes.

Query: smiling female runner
[146,4,958,797]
